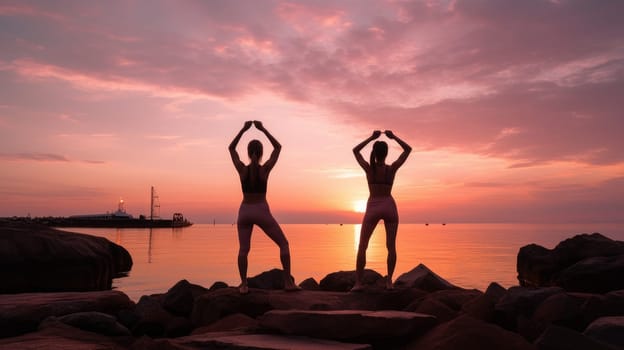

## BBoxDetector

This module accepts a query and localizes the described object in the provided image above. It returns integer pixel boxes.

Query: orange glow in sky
[1,1,623,223]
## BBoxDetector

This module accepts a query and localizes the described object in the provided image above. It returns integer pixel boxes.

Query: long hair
[370,141,388,170]
[247,140,263,184]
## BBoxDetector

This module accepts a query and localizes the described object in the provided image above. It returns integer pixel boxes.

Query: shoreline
[2,221,623,349]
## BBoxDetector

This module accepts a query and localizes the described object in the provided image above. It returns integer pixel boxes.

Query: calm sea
[65,223,624,301]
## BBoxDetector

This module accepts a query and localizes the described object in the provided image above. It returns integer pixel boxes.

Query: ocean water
[66,223,624,301]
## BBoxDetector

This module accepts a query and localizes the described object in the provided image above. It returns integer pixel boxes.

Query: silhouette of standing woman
[351,130,411,291]
[229,121,299,294]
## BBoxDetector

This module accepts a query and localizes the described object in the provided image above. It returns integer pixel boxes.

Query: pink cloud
[0,152,105,164]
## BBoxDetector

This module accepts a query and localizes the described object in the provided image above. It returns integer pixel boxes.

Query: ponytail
[370,150,377,170]
[370,141,388,171]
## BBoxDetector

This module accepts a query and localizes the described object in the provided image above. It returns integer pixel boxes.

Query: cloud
[0,152,105,164]
[0,153,69,162]
[1,0,623,167]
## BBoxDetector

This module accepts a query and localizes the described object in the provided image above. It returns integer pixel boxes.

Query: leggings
[362,196,398,225]
[237,201,289,256]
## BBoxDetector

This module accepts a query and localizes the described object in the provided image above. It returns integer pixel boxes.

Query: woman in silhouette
[229,120,299,294]
[351,130,411,291]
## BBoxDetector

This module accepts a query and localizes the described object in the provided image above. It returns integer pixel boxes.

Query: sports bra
[241,165,267,194]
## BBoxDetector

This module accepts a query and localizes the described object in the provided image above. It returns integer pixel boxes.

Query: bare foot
[239,284,249,294]
[350,283,364,293]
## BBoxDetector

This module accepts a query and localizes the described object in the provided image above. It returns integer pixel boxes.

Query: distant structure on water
[39,186,192,228]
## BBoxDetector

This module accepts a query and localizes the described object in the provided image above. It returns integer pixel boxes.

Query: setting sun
[353,200,367,213]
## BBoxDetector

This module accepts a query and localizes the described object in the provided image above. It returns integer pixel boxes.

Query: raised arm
[385,130,412,170]
[253,120,281,172]
[229,121,253,172]
[353,130,381,171]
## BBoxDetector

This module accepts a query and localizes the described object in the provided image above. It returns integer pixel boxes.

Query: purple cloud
[1,0,623,166]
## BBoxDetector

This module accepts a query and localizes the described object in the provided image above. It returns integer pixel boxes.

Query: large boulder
[0,290,134,338]
[493,286,563,339]
[556,255,624,293]
[403,315,536,350]
[162,279,208,317]
[530,292,588,332]
[259,309,437,342]
[131,295,176,337]
[47,311,131,336]
[583,316,624,349]
[394,264,458,292]
[248,268,293,290]
[463,282,507,322]
[0,317,130,349]
[517,233,624,292]
[299,278,320,291]
[406,288,483,322]
[319,269,383,292]
[0,221,133,293]
[534,324,614,350]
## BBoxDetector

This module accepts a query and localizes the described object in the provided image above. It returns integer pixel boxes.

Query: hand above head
[372,130,382,138]
[384,130,395,139]
[253,120,265,131]
[243,121,253,131]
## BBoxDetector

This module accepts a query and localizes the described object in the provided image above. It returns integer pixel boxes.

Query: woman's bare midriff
[242,193,267,204]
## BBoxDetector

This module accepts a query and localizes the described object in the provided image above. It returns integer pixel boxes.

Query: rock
[108,238,133,278]
[192,313,259,334]
[165,316,194,338]
[463,282,507,322]
[209,281,229,290]
[259,309,437,342]
[0,317,130,349]
[406,288,483,322]
[531,293,590,333]
[0,221,133,293]
[191,287,273,326]
[319,269,383,292]
[0,290,134,338]
[118,308,141,331]
[132,295,175,337]
[583,316,624,349]
[299,278,320,290]
[394,264,457,292]
[50,311,131,336]
[191,287,426,326]
[406,298,456,323]
[169,332,373,349]
[416,289,482,310]
[534,324,614,350]
[517,244,555,288]
[403,315,535,350]
[248,268,294,290]
[556,255,624,293]
[494,286,563,333]
[162,279,208,317]
[517,233,624,292]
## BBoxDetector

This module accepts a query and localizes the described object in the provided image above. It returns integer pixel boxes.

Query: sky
[1,0,623,224]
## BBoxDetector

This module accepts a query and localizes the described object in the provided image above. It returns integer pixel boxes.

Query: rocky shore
[1,221,623,349]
